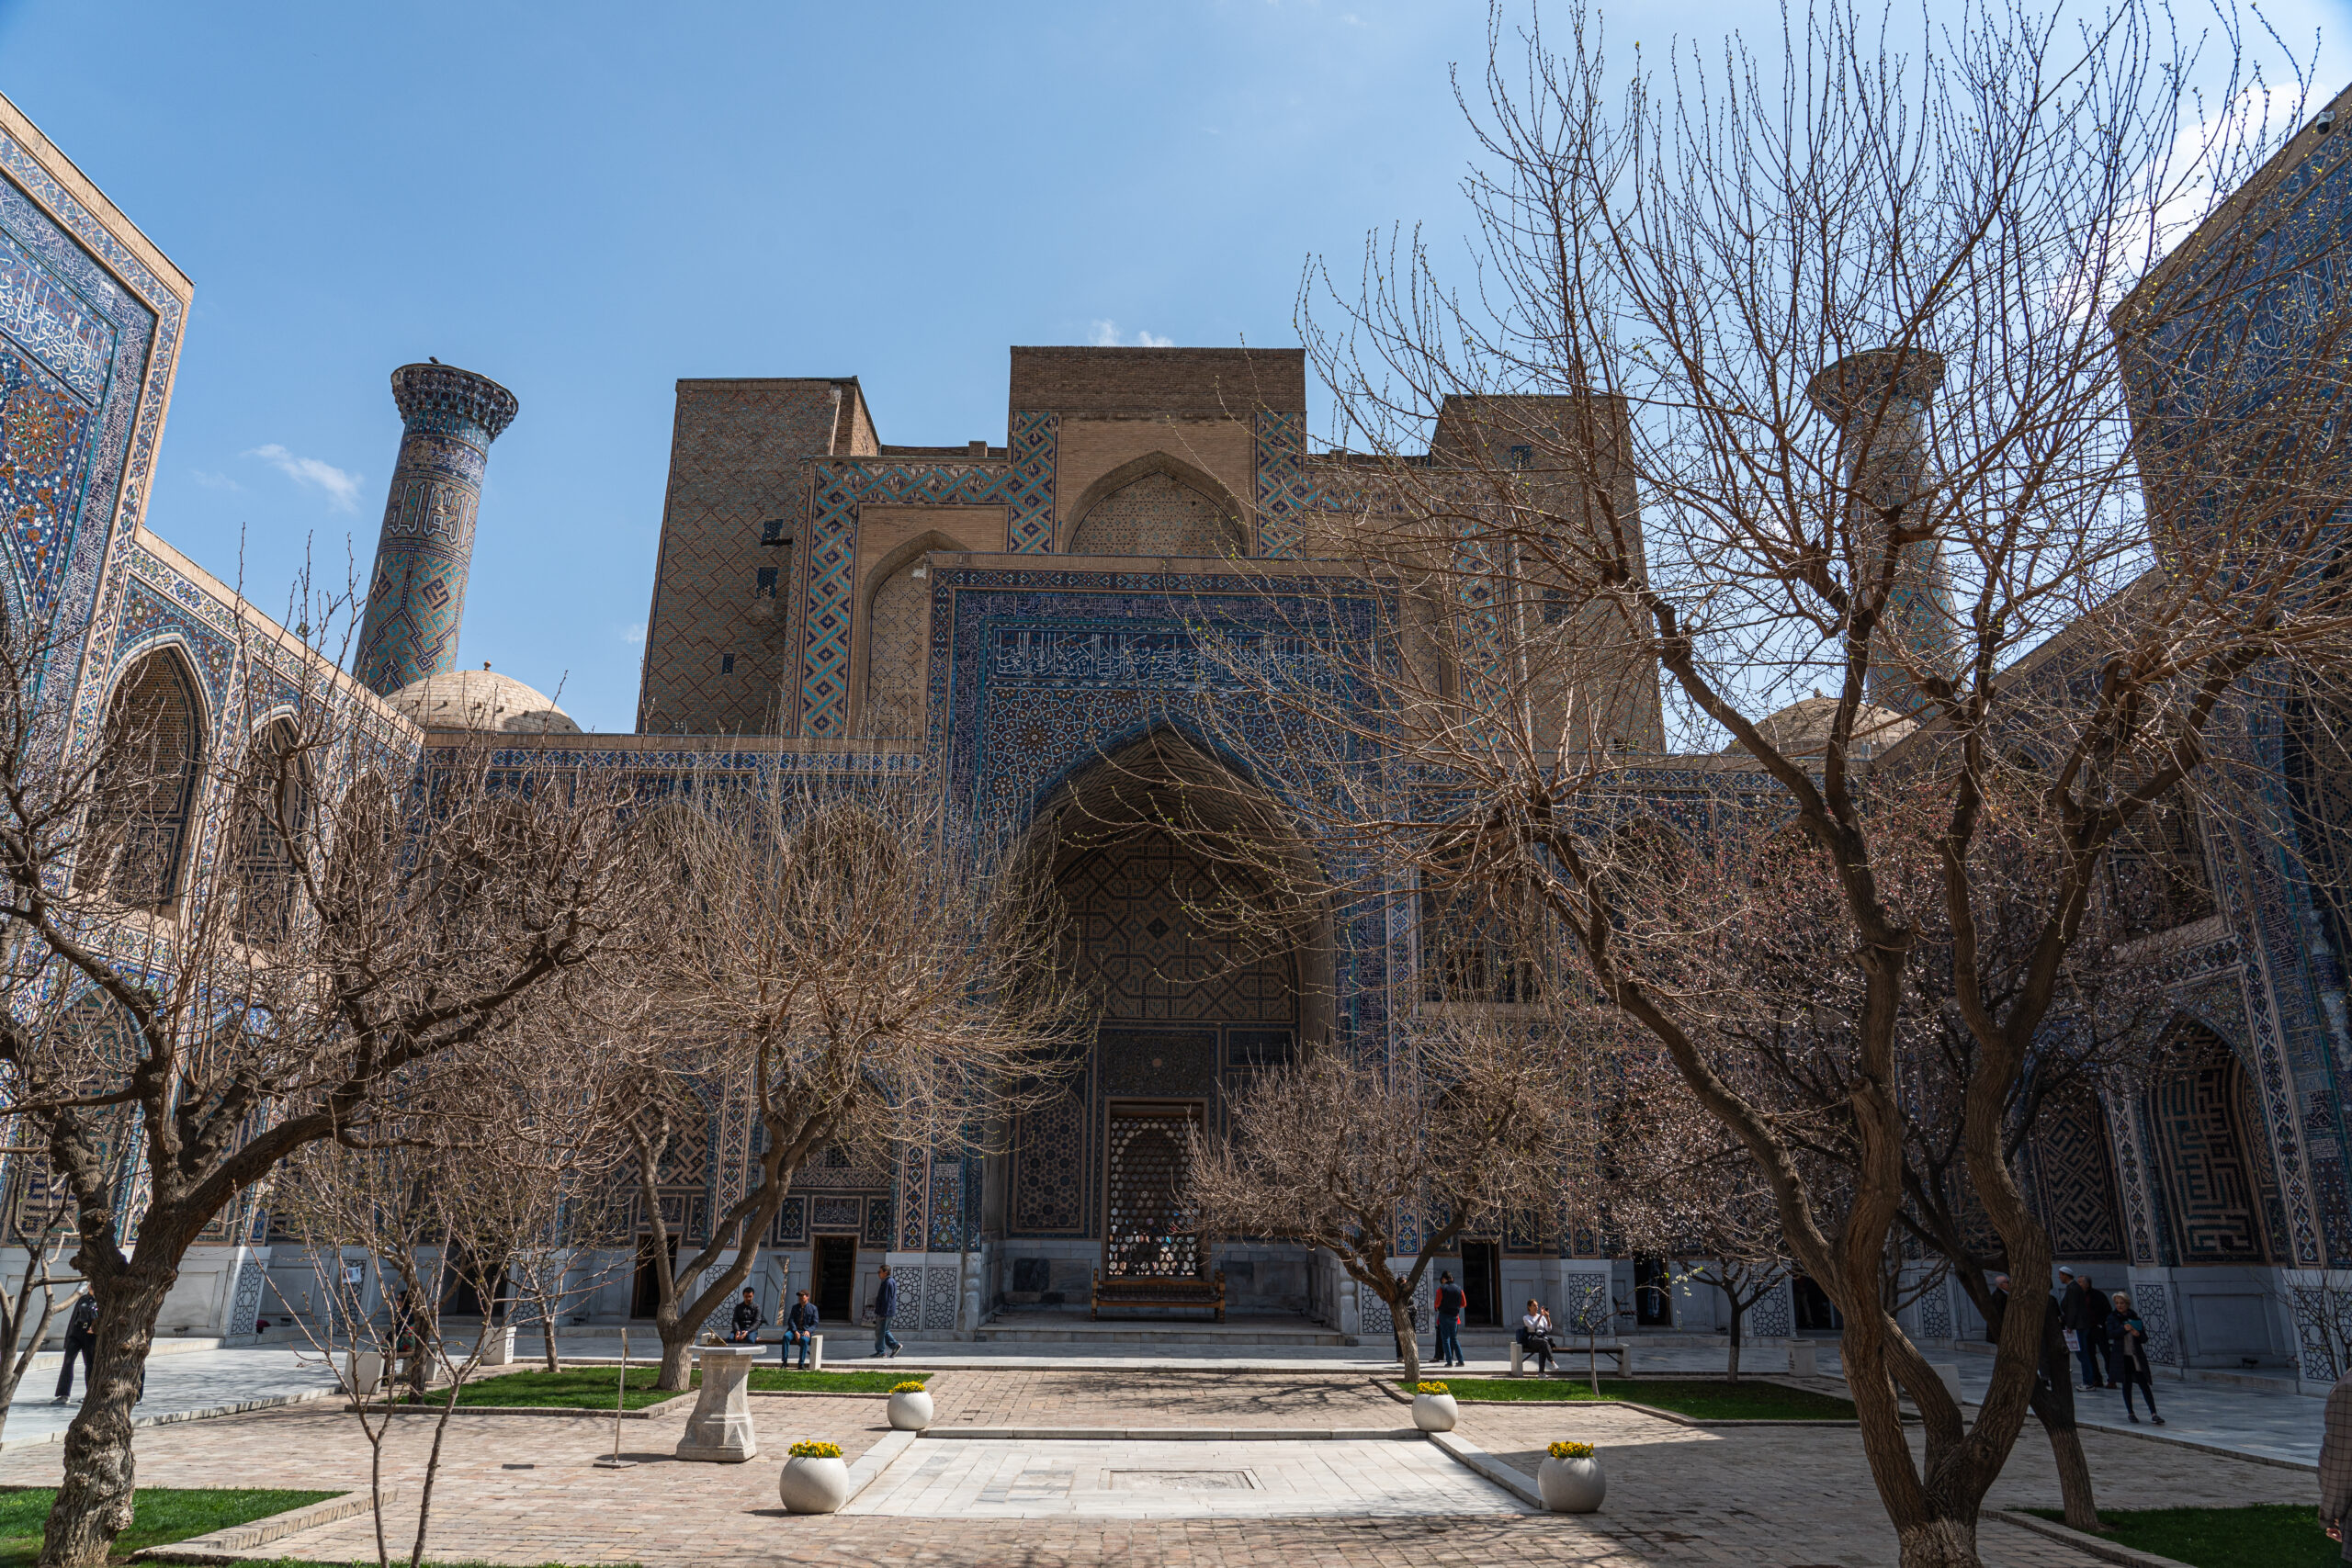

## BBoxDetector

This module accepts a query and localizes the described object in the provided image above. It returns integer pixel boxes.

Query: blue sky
[1,0,2344,730]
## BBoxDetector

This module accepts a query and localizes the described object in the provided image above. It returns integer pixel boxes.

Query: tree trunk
[656,1311,694,1392]
[1727,1296,1743,1382]
[1895,1518,1981,1568]
[1392,1299,1422,1386]
[2029,1311,2098,1532]
[39,1270,165,1567]
[540,1315,560,1375]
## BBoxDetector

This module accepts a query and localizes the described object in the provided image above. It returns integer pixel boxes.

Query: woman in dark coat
[2105,1292,2164,1425]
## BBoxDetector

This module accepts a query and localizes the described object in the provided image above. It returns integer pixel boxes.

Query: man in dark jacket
[2060,1269,2117,1392]
[871,1266,901,1359]
[780,1291,819,1370]
[51,1289,96,1404]
[729,1288,762,1345]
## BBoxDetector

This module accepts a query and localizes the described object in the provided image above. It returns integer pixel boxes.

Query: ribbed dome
[1725,695,1916,759]
[388,668,580,735]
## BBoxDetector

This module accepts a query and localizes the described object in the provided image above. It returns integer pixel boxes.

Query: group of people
[1425,1269,1574,1373]
[723,1263,905,1365]
[2049,1265,2164,1425]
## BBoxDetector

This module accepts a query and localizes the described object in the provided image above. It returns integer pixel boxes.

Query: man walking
[780,1290,819,1370]
[871,1265,901,1359]
[1433,1270,1467,1369]
[51,1288,96,1404]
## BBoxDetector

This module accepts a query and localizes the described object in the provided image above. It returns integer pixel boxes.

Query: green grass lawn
[2024,1504,2334,1567]
[745,1368,926,1393]
[1409,1376,1857,1420]
[440,1365,929,1408]
[0,1485,340,1565]
[444,1367,681,1409]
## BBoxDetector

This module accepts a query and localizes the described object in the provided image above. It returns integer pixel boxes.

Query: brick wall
[635,378,873,735]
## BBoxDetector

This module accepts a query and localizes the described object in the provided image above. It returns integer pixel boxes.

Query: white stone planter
[1411,1393,1458,1432]
[887,1389,934,1431]
[1538,1454,1606,1513]
[777,1454,851,1514]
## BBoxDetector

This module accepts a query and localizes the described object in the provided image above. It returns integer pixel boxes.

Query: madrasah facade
[0,82,2342,1384]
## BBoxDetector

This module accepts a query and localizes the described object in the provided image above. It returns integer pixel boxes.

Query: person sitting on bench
[1518,1299,1557,1374]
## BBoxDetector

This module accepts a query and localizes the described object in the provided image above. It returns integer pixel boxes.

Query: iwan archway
[986,729,1332,1315]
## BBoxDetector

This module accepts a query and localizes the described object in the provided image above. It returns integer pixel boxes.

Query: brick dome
[387,668,580,735]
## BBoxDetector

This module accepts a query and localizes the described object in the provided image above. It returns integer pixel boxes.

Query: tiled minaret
[352,362,518,697]
[1805,348,1953,716]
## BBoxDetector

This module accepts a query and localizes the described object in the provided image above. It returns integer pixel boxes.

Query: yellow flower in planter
[1548,1441,1596,1460]
[1415,1381,1451,1394]
[890,1381,928,1394]
[788,1440,843,1460]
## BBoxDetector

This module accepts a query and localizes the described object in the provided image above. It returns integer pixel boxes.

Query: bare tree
[1189,1014,1585,1385]
[0,1154,77,1440]
[628,774,1081,1390]
[1602,1073,1791,1382]
[1169,4,2352,1561]
[266,1027,627,1568]
[0,605,649,1567]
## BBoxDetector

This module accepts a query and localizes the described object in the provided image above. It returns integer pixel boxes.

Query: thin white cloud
[243,444,362,512]
[188,469,242,492]
[622,623,646,645]
[1089,320,1177,348]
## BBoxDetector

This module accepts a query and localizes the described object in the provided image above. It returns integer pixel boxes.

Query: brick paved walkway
[0,1370,2316,1564]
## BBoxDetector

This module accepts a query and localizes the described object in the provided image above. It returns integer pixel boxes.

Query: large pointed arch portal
[995,731,1327,1308]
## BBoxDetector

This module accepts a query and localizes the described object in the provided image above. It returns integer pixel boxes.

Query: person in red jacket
[1433,1272,1467,1368]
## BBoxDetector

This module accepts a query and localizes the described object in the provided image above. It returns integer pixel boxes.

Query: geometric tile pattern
[0,124,171,716]
[1058,828,1297,1024]
[2027,1083,2127,1260]
[1006,410,1058,553]
[2151,1031,2272,1262]
[798,456,1027,737]
[1252,410,1310,558]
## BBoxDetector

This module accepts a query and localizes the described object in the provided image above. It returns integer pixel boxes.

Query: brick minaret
[352,362,518,696]
[1806,348,1952,716]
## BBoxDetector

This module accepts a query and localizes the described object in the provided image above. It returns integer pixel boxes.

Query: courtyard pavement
[0,1365,2318,1565]
[0,1342,340,1450]
[550,1326,2328,1466]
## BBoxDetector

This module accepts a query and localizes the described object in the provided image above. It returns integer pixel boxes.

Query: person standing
[2324,1363,2352,1555]
[2058,1268,2099,1389]
[1433,1271,1466,1369]
[729,1288,762,1345]
[2078,1273,2112,1389]
[780,1291,819,1370]
[51,1289,96,1404]
[871,1266,901,1359]
[2106,1292,2164,1425]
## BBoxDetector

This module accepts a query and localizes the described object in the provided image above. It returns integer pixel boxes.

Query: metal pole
[594,1325,636,1469]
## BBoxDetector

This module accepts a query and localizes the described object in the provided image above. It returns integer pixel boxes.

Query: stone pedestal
[675,1346,761,1462]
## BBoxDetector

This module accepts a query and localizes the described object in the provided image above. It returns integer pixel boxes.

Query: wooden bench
[1513,1337,1630,1377]
[1091,1269,1227,1322]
